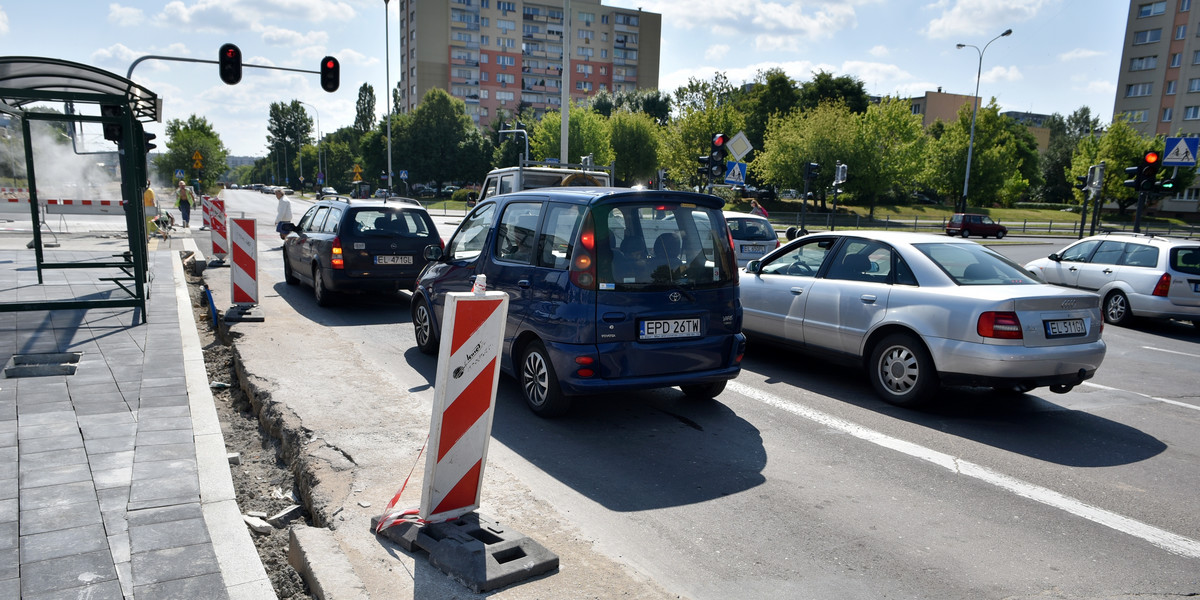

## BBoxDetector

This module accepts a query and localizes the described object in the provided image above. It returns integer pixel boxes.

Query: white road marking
[728,380,1200,560]
[1141,345,1200,359]
[1081,381,1200,412]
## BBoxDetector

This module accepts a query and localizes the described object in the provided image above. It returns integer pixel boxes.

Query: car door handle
[790,287,804,295]
[860,294,877,304]
[1068,266,1077,271]
[518,279,530,288]
[602,312,626,322]
[1103,268,1113,274]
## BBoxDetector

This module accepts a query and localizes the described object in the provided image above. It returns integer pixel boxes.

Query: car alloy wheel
[869,333,938,407]
[413,297,438,355]
[1104,290,1131,326]
[960,229,971,238]
[521,341,569,417]
[995,230,1005,239]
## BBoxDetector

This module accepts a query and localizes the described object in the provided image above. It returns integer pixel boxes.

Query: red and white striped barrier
[229,218,258,305]
[0,189,127,215]
[209,196,228,261]
[200,195,212,229]
[419,286,508,522]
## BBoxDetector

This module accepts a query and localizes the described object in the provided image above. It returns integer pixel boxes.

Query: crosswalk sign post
[1163,137,1198,167]
[724,162,747,185]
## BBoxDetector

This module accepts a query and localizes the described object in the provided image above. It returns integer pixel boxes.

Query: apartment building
[395,0,661,127]
[1115,0,1200,211]
[907,89,1050,151]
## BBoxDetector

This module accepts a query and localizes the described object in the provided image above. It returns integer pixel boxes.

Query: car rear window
[1172,246,1200,275]
[728,217,776,241]
[346,207,434,238]
[915,242,1040,285]
[596,202,735,290]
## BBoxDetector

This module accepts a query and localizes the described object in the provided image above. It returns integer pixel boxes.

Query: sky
[0,0,1129,158]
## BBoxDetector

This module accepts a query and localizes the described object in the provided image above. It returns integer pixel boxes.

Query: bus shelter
[0,56,159,322]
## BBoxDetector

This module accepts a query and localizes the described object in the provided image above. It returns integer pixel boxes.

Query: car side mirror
[281,222,297,233]
[1048,252,1061,262]
[747,259,761,273]
[424,245,444,261]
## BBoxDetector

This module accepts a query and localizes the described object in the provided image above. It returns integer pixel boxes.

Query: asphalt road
[214,190,1200,599]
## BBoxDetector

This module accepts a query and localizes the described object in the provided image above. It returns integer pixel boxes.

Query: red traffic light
[218,43,242,85]
[1144,151,1160,165]
[712,133,728,147]
[320,56,340,93]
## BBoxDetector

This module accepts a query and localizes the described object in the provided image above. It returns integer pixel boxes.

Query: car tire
[313,266,335,307]
[681,381,726,399]
[869,333,939,407]
[412,296,438,355]
[960,229,971,238]
[520,341,570,417]
[995,230,1006,239]
[1103,290,1132,326]
[282,254,298,285]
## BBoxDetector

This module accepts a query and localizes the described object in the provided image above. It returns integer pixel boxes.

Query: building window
[578,29,594,41]
[1168,80,1178,94]
[615,14,640,26]
[1138,1,1166,17]
[497,73,516,84]
[1123,110,1149,122]
[1178,24,1188,39]
[498,55,515,66]
[1163,107,1174,121]
[1131,56,1158,70]
[1186,106,1200,119]
[1190,78,1200,92]
[498,1,515,13]
[481,35,489,45]
[578,11,594,24]
[601,49,608,58]
[576,81,593,92]
[1172,53,1182,67]
[1127,83,1154,97]
[1135,28,1163,44]
[498,19,515,32]
[577,47,594,58]
[602,15,609,24]
[497,91,514,101]
[1183,0,1192,10]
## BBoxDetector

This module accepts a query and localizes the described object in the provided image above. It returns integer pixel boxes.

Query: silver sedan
[740,231,1107,406]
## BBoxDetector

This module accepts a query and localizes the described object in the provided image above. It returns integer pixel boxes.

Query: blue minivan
[412,188,745,416]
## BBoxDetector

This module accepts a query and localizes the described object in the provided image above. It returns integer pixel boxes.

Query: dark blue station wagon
[412,188,746,416]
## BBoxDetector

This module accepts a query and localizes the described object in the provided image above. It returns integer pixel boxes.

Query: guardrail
[766,211,1200,239]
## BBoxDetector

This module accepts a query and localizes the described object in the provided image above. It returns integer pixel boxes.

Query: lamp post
[299,101,322,189]
[956,28,1012,214]
[384,0,393,194]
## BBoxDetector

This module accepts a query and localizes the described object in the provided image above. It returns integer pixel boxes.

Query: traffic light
[1074,175,1088,191]
[835,163,848,184]
[1139,150,1160,191]
[1123,163,1140,188]
[142,132,157,153]
[697,154,711,178]
[1158,178,1177,192]
[219,43,242,85]
[320,56,340,92]
[803,162,820,180]
[100,104,122,143]
[709,133,729,178]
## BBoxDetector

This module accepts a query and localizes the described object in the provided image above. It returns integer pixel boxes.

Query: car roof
[489,187,725,206]
[1080,232,1200,247]
[724,211,770,220]
[316,196,426,210]
[796,230,982,246]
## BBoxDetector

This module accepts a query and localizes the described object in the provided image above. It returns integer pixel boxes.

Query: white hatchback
[725,211,778,267]
[1025,233,1200,328]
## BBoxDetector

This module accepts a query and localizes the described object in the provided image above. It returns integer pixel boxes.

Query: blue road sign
[1163,137,1198,166]
[174,169,185,180]
[398,170,409,180]
[724,161,747,185]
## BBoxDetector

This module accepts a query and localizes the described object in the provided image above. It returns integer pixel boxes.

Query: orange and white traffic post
[209,196,228,263]
[225,217,263,322]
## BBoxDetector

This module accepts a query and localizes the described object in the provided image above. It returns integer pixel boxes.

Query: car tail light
[331,236,344,269]
[569,212,597,290]
[1152,273,1171,297]
[575,356,595,378]
[978,311,1022,339]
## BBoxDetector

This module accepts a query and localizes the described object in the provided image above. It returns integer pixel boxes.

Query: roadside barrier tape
[375,435,430,534]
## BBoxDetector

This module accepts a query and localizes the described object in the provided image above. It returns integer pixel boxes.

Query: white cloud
[1085,80,1114,95]
[923,0,1052,40]
[705,44,730,61]
[91,43,143,64]
[755,35,800,53]
[258,25,328,47]
[1059,48,1103,61]
[869,45,889,57]
[751,1,857,38]
[0,7,8,35]
[108,4,145,26]
[980,64,1022,84]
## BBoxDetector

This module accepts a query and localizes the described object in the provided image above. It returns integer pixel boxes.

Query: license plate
[1045,318,1086,338]
[374,255,413,265]
[639,318,701,340]
[741,244,767,253]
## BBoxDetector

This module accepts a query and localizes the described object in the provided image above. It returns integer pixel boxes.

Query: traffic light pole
[127,55,319,80]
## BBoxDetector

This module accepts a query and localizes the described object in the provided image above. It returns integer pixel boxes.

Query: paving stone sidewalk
[0,242,270,600]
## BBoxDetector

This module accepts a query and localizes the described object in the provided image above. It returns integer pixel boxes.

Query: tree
[673,72,736,115]
[1092,118,1153,216]
[850,97,929,207]
[1040,107,1101,204]
[265,101,313,188]
[354,83,376,133]
[609,110,660,185]
[663,75,744,187]
[752,101,856,209]
[529,106,613,167]
[736,68,799,159]
[158,115,228,191]
[797,71,870,114]
[922,99,1025,208]
[407,88,484,188]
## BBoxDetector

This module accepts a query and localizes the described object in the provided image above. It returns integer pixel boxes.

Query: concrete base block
[289,525,369,600]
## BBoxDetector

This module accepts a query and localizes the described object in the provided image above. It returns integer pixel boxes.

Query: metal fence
[767,212,1200,238]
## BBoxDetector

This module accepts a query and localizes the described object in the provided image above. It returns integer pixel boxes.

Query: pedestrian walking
[175,180,196,228]
[749,198,769,218]
[274,188,294,240]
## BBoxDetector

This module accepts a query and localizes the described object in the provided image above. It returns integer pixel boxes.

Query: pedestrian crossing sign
[1163,137,1198,166]
[724,161,747,185]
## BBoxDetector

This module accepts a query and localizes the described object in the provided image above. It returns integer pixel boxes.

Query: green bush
[1015,202,1074,210]
[451,188,476,203]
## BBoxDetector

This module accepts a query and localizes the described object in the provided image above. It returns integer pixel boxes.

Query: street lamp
[956,28,1012,214]
[299,101,323,189]
[384,0,393,194]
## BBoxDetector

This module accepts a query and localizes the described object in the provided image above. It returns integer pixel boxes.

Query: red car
[946,213,1007,239]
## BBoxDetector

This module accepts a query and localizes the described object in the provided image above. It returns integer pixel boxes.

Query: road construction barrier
[209,196,228,261]
[229,217,258,305]
[0,191,126,215]
[421,282,508,522]
[200,195,212,229]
